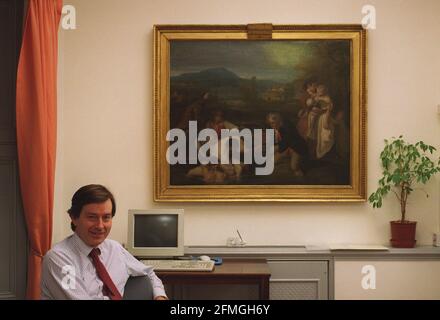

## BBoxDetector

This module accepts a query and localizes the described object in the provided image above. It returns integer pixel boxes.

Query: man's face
[71,199,113,247]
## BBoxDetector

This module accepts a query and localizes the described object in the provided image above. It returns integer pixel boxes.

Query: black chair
[122,275,154,300]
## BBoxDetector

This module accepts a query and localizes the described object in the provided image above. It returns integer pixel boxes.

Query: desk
[156,260,271,300]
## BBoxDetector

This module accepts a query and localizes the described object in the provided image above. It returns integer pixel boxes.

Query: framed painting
[153,24,367,202]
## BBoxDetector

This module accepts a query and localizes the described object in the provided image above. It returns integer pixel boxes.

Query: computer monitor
[127,209,184,258]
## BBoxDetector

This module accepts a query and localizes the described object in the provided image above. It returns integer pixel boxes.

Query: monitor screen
[134,214,178,248]
[127,209,184,257]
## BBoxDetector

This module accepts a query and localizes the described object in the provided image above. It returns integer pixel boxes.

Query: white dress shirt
[41,233,166,300]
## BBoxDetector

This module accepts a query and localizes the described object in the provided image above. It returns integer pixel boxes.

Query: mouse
[199,255,211,261]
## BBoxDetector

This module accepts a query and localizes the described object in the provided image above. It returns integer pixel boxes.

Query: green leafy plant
[369,136,440,222]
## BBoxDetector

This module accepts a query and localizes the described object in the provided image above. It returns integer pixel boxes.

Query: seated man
[41,184,167,300]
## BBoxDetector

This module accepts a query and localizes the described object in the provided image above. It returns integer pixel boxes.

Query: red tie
[89,248,122,300]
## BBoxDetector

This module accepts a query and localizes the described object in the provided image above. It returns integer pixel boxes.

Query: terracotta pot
[390,220,417,248]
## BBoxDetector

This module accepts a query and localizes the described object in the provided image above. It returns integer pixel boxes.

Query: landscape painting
[169,40,351,186]
[153,25,366,202]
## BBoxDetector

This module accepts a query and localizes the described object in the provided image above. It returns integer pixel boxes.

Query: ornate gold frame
[153,24,367,202]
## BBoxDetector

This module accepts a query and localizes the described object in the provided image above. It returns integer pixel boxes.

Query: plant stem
[400,183,408,222]
[391,189,401,201]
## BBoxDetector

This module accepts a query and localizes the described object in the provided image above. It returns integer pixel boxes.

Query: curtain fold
[16,0,62,300]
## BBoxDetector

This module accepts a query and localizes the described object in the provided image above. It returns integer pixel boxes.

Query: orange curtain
[16,0,62,300]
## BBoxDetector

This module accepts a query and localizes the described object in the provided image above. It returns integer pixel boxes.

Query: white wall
[54,0,440,247]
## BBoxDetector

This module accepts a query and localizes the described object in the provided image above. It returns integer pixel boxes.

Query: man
[41,184,167,300]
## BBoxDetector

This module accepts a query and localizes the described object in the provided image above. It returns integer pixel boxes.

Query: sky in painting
[170,40,319,83]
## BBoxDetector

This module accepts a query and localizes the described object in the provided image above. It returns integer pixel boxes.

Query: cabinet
[167,260,329,300]
[268,260,328,300]
[157,260,270,300]
[184,245,440,300]
[334,259,440,299]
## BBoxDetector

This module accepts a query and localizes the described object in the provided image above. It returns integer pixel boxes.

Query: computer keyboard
[140,259,215,272]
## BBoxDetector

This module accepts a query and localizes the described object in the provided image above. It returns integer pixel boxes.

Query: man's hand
[154,296,168,300]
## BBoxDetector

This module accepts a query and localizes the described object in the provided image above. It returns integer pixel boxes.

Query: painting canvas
[154,25,366,201]
[170,40,350,185]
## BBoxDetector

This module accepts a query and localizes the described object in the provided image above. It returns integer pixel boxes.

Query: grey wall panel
[270,280,319,300]
[268,260,328,300]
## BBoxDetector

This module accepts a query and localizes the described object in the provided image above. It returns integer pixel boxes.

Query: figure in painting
[266,112,308,177]
[186,164,226,184]
[296,79,317,141]
[205,109,238,136]
[331,109,349,163]
[186,163,244,184]
[185,109,244,184]
[297,80,337,161]
[314,84,335,159]
[176,92,210,130]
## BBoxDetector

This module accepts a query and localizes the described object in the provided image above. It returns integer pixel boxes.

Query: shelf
[185,245,440,259]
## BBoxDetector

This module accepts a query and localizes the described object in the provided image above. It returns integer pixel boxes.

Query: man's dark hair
[67,184,116,231]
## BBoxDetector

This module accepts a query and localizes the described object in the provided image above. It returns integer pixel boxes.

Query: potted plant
[369,136,440,248]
